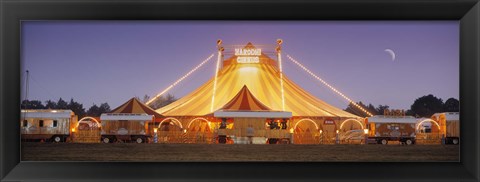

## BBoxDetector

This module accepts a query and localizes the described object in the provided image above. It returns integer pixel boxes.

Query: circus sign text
[235,48,261,64]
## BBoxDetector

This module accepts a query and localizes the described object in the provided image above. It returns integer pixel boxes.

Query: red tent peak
[220,85,271,111]
[110,97,163,118]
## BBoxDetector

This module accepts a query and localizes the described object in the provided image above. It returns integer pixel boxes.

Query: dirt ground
[21,142,459,162]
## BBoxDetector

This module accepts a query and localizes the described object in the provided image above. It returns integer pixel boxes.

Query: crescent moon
[384,49,396,61]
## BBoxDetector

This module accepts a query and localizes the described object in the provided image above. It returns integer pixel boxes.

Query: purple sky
[21,21,459,110]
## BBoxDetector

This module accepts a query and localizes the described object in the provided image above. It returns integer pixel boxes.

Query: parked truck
[21,109,77,142]
[99,113,153,143]
[366,115,417,145]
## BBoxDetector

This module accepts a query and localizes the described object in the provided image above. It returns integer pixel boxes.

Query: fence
[415,133,442,145]
[154,129,294,144]
[157,131,215,144]
[72,129,101,143]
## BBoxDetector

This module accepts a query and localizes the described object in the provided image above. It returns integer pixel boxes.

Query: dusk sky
[21,21,459,111]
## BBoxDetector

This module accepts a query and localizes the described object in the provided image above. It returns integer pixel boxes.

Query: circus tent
[111,97,163,118]
[156,43,359,118]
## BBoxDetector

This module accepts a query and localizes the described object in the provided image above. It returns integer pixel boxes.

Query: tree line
[21,98,110,118]
[21,94,178,119]
[23,94,456,119]
[344,94,459,118]
[136,94,177,110]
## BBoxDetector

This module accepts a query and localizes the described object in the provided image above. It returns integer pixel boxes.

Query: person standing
[246,124,254,144]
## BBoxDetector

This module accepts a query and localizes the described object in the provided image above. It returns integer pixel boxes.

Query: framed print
[1,0,479,181]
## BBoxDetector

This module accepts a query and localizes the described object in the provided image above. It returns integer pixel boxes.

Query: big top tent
[156,43,359,118]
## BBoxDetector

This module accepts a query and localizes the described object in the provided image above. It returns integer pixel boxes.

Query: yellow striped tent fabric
[111,97,164,118]
[157,44,358,118]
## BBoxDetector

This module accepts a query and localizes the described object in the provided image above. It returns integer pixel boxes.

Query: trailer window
[39,120,44,127]
[53,120,58,127]
[23,120,28,127]
[387,124,400,130]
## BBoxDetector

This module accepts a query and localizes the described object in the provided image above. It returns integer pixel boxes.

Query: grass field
[21,142,459,162]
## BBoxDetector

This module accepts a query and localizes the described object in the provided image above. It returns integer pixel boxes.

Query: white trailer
[100,113,153,143]
[21,109,77,142]
[366,115,418,145]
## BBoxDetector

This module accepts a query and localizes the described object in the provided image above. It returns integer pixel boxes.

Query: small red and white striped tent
[110,97,163,119]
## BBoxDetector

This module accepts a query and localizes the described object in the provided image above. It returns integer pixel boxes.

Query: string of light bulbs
[285,54,373,117]
[146,54,215,105]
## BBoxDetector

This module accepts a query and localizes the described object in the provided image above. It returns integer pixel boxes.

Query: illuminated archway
[416,119,441,131]
[157,117,183,129]
[339,119,364,130]
[293,118,320,130]
[76,117,101,128]
[187,117,211,129]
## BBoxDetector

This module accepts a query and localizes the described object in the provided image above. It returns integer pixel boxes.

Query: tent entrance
[293,119,320,144]
[185,119,214,144]
[157,122,183,143]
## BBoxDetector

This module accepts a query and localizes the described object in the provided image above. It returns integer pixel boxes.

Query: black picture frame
[1,0,479,181]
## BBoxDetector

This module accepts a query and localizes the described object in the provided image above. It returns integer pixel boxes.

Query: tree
[344,101,376,117]
[135,94,151,104]
[367,104,377,115]
[443,98,459,112]
[56,98,68,109]
[98,103,111,113]
[147,94,178,110]
[376,105,390,115]
[344,101,394,117]
[409,94,444,118]
[67,98,86,118]
[44,100,57,109]
[405,109,414,116]
[86,104,101,117]
[21,100,45,109]
[86,103,111,117]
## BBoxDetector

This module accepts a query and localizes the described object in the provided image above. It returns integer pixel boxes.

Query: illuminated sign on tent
[235,48,261,56]
[235,48,261,63]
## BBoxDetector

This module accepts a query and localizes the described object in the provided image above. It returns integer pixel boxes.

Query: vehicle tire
[452,138,459,145]
[136,137,143,143]
[405,139,413,145]
[53,136,61,143]
[381,139,388,145]
[218,136,226,144]
[103,137,110,143]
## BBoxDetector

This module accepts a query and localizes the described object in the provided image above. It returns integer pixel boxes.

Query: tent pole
[211,40,223,112]
[276,39,285,111]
